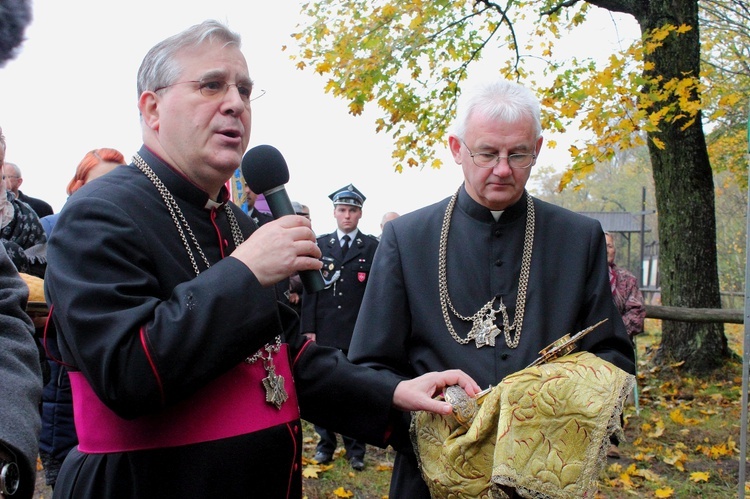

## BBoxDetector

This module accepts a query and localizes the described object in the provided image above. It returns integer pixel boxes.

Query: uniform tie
[341,234,351,257]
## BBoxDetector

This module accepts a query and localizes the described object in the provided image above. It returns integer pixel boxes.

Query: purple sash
[71,344,299,453]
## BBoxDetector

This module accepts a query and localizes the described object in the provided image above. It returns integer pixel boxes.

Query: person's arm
[392,370,479,413]
[299,278,318,341]
[0,245,42,499]
[621,274,646,337]
[45,197,283,419]
[348,220,415,377]
[291,332,478,449]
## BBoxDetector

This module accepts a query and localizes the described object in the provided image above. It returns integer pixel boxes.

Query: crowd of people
[0,17,647,499]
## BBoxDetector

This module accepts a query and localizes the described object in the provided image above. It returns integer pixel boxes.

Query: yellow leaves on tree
[292,0,747,192]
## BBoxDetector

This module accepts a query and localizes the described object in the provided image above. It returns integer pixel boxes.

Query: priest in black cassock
[348,79,636,498]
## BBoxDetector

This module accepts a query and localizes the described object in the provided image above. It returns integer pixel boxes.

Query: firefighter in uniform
[300,184,378,471]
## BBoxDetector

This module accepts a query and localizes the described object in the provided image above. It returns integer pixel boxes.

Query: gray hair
[137,20,242,96]
[451,80,542,140]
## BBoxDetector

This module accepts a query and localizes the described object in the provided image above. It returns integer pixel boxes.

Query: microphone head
[242,144,290,194]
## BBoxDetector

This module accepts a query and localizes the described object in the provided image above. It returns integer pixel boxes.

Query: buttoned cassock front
[348,185,635,498]
[300,231,379,351]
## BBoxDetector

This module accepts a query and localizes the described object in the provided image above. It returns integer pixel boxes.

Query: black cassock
[46,147,401,499]
[349,186,635,498]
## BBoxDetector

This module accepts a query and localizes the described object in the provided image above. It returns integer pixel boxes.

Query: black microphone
[242,144,325,294]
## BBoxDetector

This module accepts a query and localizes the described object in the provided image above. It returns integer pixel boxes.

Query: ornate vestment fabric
[412,352,635,498]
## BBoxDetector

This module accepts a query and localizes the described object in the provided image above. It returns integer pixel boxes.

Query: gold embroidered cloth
[412,352,635,499]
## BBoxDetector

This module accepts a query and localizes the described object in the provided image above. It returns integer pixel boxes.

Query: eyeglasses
[154,79,265,104]
[2,175,19,180]
[460,139,536,169]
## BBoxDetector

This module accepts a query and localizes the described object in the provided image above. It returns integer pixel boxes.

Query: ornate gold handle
[525,319,608,368]
[442,385,493,427]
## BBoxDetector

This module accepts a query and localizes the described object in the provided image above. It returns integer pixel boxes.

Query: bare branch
[540,0,581,17]
[475,0,523,76]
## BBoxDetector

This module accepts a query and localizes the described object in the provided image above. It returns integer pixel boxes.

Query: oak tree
[291,0,747,371]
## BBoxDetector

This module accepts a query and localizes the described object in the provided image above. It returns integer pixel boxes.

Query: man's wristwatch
[0,447,20,496]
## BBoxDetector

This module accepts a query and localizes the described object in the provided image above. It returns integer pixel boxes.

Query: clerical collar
[456,184,527,224]
[490,210,504,221]
[204,197,224,210]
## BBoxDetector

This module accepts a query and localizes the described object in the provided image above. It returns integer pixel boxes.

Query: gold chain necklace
[438,188,535,349]
[133,154,287,409]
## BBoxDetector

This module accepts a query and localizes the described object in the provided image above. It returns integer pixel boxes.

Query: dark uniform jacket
[348,185,636,498]
[248,207,273,227]
[45,146,401,499]
[300,230,378,351]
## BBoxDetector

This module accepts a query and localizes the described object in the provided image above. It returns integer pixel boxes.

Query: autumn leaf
[302,466,320,479]
[651,137,666,150]
[618,472,635,489]
[669,409,686,424]
[655,487,674,498]
[664,450,687,471]
[690,471,710,482]
[633,468,661,482]
[647,420,665,438]
[333,486,354,498]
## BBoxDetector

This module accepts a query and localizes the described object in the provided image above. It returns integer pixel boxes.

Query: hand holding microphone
[240,145,326,294]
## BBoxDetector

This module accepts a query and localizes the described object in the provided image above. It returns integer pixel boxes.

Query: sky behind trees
[0,0,638,235]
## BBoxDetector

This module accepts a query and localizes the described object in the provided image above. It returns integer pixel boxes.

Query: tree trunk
[589,0,730,371]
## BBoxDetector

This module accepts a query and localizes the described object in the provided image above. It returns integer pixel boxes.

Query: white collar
[336,228,359,242]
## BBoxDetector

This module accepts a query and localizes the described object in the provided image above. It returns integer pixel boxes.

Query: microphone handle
[263,185,295,217]
[262,187,326,294]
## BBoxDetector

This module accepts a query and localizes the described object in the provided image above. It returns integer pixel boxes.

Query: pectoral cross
[474,307,501,348]
[262,364,289,409]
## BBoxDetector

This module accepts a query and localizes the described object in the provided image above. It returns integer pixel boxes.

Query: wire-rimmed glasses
[460,139,536,169]
[154,79,266,103]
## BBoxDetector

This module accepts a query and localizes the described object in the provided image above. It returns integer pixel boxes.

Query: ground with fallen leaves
[32,321,746,498]
[300,320,747,498]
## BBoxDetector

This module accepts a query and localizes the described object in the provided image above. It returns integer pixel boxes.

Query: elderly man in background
[3,161,54,217]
